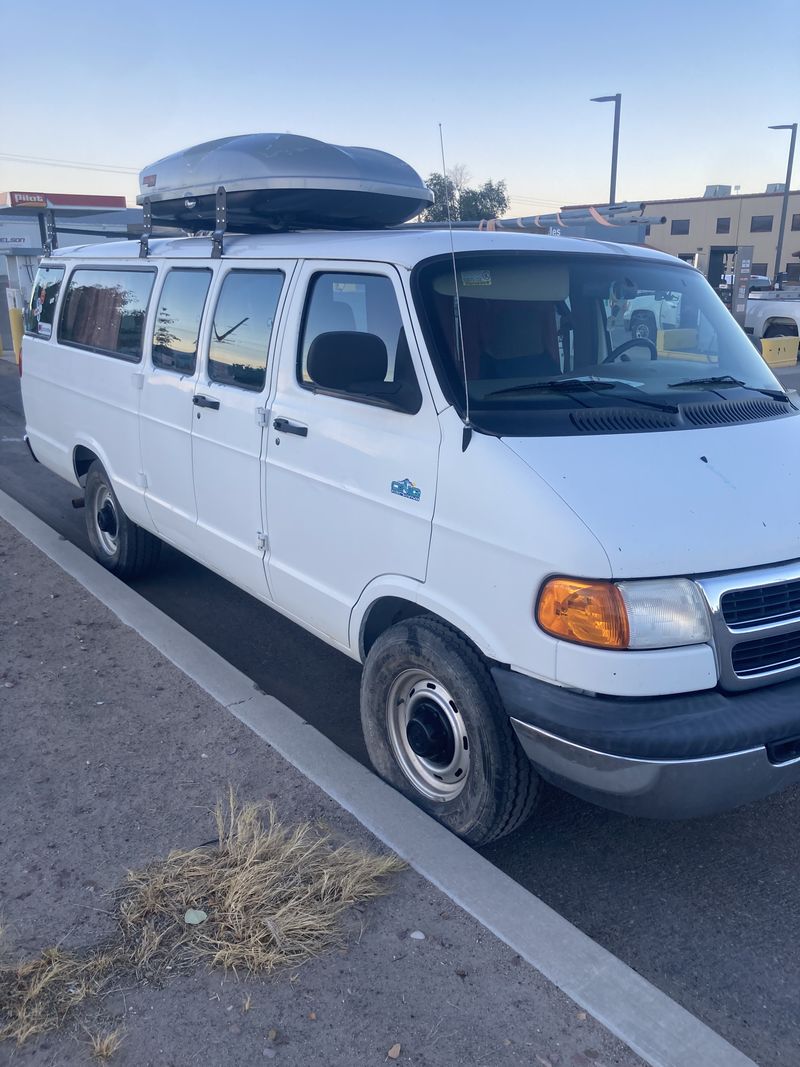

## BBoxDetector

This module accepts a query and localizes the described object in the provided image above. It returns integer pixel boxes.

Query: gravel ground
[0,516,642,1067]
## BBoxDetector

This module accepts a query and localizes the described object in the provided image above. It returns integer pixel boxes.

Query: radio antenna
[438,123,472,450]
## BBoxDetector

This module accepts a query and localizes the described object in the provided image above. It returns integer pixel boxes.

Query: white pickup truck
[745,288,800,346]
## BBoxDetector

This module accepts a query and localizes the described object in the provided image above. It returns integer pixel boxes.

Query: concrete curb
[0,487,757,1067]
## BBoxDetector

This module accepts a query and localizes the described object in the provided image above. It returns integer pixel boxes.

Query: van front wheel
[360,617,540,846]
[84,461,161,579]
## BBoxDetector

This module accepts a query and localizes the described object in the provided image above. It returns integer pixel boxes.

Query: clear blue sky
[3,0,798,214]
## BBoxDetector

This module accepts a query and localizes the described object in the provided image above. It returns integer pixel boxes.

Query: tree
[419,168,509,223]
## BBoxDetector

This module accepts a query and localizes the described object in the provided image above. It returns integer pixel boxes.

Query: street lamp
[769,122,797,286]
[591,93,622,206]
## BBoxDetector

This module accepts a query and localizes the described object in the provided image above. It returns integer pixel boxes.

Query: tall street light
[591,93,622,206]
[769,122,797,285]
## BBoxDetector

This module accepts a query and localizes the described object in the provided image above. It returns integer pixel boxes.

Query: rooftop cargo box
[137,133,433,232]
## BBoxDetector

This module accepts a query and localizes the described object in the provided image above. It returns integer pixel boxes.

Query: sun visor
[137,133,434,232]
[432,263,570,301]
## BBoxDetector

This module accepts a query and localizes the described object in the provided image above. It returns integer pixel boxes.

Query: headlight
[537,577,711,650]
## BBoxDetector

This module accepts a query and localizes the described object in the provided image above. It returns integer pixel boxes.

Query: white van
[20,218,800,845]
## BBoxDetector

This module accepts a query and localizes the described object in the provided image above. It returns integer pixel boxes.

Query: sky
[2,0,798,216]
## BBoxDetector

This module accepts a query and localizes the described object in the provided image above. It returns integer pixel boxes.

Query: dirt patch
[0,793,401,1052]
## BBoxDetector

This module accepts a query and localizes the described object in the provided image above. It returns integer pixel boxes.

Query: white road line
[0,486,758,1067]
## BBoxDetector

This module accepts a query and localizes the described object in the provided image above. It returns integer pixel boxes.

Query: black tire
[84,461,161,579]
[360,616,540,846]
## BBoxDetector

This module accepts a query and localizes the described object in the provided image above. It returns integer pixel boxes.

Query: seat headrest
[307,331,388,390]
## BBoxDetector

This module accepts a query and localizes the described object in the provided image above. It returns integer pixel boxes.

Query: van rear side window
[24,266,64,338]
[59,267,156,361]
[152,268,212,374]
[208,270,284,391]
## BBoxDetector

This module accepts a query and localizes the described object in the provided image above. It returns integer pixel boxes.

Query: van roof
[46,227,681,270]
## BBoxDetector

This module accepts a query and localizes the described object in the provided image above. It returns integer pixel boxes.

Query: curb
[0,486,757,1067]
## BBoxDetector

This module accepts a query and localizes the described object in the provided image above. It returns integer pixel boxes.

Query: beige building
[640,186,800,286]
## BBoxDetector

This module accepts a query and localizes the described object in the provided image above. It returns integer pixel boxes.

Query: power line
[0,152,138,175]
[508,192,565,207]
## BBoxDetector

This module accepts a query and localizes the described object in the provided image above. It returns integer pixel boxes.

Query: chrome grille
[698,560,800,691]
[721,579,800,628]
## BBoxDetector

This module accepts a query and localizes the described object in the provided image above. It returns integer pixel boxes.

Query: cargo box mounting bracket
[211,186,227,259]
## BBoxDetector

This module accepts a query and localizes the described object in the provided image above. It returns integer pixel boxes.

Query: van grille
[732,631,800,676]
[698,561,800,691]
[721,579,800,627]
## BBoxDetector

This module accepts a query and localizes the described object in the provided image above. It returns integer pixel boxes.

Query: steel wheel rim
[386,669,470,802]
[94,486,119,556]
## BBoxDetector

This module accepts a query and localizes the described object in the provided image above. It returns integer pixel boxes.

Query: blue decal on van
[391,478,421,502]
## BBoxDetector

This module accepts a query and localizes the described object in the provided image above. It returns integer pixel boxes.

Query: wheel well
[73,446,99,484]
[764,318,799,337]
[360,597,433,659]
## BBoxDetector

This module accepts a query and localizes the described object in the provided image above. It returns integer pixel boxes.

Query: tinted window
[24,266,64,338]
[298,272,421,412]
[671,219,690,235]
[791,213,800,232]
[60,268,155,360]
[751,262,769,276]
[716,217,731,234]
[208,271,283,391]
[152,269,212,374]
[750,215,773,233]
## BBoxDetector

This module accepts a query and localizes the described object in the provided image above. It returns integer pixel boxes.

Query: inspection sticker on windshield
[461,269,492,286]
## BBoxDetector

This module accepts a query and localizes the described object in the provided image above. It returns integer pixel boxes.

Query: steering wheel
[603,337,658,363]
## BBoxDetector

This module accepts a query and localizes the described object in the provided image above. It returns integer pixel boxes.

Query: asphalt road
[3,358,799,1066]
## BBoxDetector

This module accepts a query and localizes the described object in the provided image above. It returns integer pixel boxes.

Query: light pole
[769,122,797,286]
[591,93,622,206]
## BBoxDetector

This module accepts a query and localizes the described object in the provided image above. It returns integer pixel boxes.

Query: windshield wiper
[488,378,678,413]
[667,375,790,402]
[488,377,615,397]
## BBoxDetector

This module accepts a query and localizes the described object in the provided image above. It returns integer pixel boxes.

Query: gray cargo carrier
[137,133,433,232]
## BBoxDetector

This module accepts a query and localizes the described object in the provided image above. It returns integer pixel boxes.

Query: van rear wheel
[360,616,540,846]
[84,461,161,579]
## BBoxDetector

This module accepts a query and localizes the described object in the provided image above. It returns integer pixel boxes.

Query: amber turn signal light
[537,578,630,649]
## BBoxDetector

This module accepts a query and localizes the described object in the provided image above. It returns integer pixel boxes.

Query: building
[0,191,142,351]
[642,185,799,286]
[564,185,800,289]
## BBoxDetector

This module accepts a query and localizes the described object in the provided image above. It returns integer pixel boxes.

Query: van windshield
[413,252,785,436]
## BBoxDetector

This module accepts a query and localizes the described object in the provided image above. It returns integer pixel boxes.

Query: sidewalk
[0,515,642,1067]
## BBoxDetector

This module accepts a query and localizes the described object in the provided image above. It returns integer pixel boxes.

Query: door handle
[273,417,308,437]
[193,394,220,410]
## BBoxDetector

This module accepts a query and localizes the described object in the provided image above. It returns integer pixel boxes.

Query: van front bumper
[491,667,800,819]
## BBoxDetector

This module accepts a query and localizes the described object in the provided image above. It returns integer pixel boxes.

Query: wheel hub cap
[386,670,470,802]
[94,488,119,555]
[406,702,456,763]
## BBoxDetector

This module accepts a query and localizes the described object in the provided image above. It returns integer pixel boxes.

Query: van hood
[503,414,800,578]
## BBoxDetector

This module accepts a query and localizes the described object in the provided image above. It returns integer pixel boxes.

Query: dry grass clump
[0,792,402,1050]
[0,947,118,1045]
[117,791,403,976]
[87,1026,125,1059]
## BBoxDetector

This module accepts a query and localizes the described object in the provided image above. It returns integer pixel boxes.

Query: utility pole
[769,122,797,286]
[591,93,622,206]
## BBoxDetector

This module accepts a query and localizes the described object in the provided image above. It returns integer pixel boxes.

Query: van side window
[208,270,284,391]
[59,268,155,362]
[152,268,212,374]
[24,266,64,338]
[298,272,422,413]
